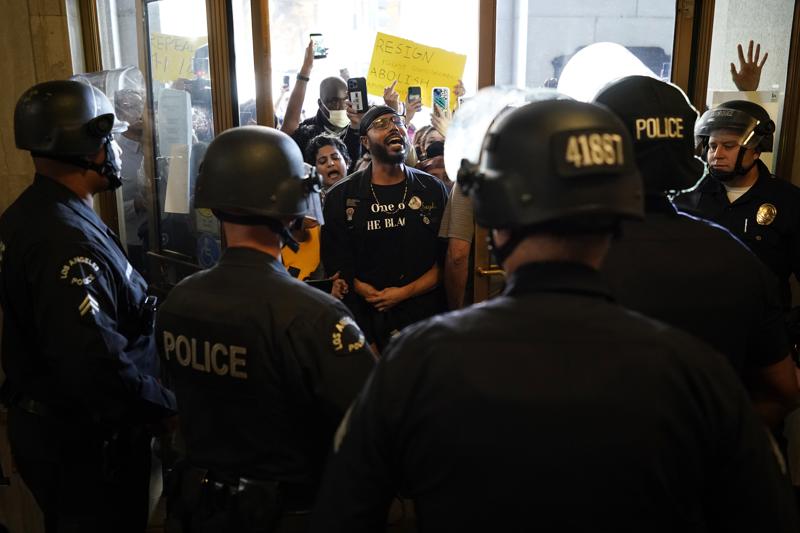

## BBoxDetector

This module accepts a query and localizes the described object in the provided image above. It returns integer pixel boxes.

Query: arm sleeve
[344,127,362,173]
[321,191,356,285]
[692,340,799,531]
[748,261,791,368]
[792,204,800,283]
[34,242,176,423]
[439,184,474,243]
[284,301,375,425]
[310,352,397,533]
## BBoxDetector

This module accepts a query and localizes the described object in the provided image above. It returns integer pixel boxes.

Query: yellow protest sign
[367,33,466,111]
[149,33,208,83]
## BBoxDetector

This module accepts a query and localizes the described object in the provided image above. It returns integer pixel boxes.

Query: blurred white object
[557,42,656,102]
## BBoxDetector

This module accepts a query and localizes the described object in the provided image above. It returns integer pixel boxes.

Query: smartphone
[407,86,422,104]
[310,33,327,59]
[348,77,368,113]
[432,86,450,113]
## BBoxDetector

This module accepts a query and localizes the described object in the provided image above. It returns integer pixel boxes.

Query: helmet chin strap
[212,210,301,253]
[37,136,123,190]
[709,146,757,182]
[489,230,523,266]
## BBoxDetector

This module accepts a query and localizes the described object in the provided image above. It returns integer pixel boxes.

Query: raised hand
[731,40,768,91]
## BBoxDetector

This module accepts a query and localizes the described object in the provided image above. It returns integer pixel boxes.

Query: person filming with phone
[281,37,363,169]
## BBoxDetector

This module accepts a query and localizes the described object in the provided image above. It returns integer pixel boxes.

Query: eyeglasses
[368,115,406,131]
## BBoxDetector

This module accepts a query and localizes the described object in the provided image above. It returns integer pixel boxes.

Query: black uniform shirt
[0,175,176,423]
[321,164,447,291]
[312,262,798,533]
[321,165,447,346]
[156,247,375,484]
[603,196,788,375]
[676,161,800,308]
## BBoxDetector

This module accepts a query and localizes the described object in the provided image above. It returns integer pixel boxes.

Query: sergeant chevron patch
[79,293,99,316]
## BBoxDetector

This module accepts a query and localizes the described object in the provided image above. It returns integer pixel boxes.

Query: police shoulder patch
[331,315,366,355]
[59,255,101,287]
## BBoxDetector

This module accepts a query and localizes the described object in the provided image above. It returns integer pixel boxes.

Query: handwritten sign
[149,32,208,83]
[367,32,466,111]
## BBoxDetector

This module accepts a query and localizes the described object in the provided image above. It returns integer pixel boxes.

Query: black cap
[359,105,398,136]
[593,75,703,195]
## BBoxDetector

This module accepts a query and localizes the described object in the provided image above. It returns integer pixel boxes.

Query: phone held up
[310,33,327,59]
[348,77,368,113]
[432,86,450,114]
[407,86,422,104]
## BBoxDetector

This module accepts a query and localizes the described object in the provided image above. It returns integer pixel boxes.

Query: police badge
[756,203,777,226]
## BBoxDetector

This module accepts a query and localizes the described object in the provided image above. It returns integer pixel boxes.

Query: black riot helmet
[15,80,127,189]
[697,100,775,153]
[695,100,775,181]
[195,126,322,252]
[593,75,704,196]
[459,99,643,243]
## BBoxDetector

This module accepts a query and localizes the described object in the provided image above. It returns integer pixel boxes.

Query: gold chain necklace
[370,180,408,215]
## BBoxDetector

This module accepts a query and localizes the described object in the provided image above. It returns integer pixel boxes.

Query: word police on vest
[635,117,684,141]
[162,331,248,379]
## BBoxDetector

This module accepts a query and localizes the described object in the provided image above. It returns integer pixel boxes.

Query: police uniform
[157,247,374,530]
[0,174,177,531]
[321,165,447,349]
[312,262,798,532]
[312,95,799,532]
[677,160,800,309]
[155,125,375,532]
[603,197,789,374]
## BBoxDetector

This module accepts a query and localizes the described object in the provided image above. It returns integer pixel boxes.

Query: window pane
[267,0,480,129]
[94,0,150,277]
[497,0,676,98]
[705,0,793,173]
[145,0,221,268]
[232,0,257,126]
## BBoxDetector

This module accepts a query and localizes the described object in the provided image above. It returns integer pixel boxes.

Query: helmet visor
[695,107,762,150]
[300,163,325,225]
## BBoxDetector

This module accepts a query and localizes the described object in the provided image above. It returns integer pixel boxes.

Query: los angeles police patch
[60,256,100,286]
[331,316,366,354]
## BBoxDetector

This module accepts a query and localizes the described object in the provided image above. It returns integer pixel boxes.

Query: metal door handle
[476,266,505,277]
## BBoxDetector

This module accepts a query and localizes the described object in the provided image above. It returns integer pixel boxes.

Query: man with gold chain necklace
[322,105,448,352]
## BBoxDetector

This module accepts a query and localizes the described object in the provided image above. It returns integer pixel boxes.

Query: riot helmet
[593,75,704,196]
[14,80,127,189]
[195,126,322,252]
[458,97,643,262]
[695,100,775,181]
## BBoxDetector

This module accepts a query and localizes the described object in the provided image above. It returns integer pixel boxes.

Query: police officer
[593,76,798,428]
[1,80,177,531]
[310,97,799,532]
[676,100,800,311]
[155,126,375,532]
[321,105,448,352]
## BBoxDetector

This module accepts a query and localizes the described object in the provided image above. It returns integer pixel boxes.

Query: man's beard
[370,141,406,165]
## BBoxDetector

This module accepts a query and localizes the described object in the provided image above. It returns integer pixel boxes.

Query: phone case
[348,78,368,113]
[433,88,450,111]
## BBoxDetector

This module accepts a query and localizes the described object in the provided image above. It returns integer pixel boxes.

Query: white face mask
[328,109,350,129]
